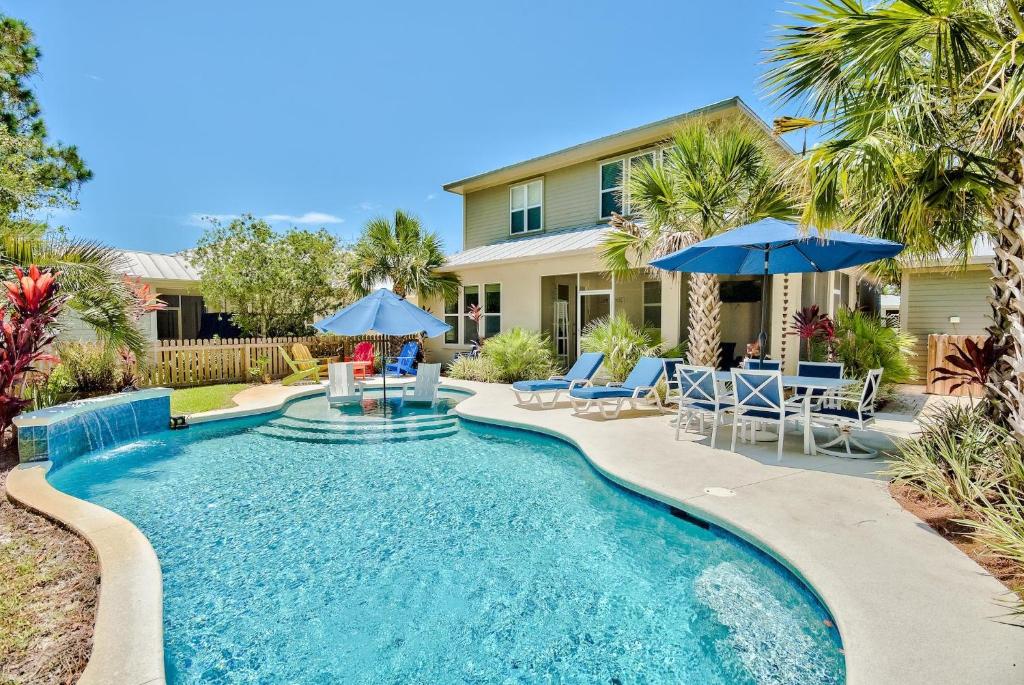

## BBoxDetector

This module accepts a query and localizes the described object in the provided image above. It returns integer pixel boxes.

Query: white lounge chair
[327,362,362,406]
[569,357,664,419]
[511,352,604,408]
[402,363,441,405]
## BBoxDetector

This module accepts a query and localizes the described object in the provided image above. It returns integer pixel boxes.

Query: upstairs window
[600,150,658,219]
[510,180,543,235]
[600,160,624,218]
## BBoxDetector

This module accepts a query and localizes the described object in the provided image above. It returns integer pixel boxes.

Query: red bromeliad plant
[117,276,165,389]
[0,266,68,441]
[931,336,1007,397]
[790,305,835,361]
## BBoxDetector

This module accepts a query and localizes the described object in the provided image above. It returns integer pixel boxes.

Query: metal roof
[116,250,201,282]
[442,224,610,270]
[443,97,792,195]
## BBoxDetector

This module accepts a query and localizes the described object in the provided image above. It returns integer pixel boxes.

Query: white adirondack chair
[403,363,441,405]
[327,362,362,406]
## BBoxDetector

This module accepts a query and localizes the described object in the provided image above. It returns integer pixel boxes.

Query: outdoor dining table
[712,371,859,455]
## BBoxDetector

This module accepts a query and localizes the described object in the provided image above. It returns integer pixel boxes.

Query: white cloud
[264,211,344,225]
[356,201,381,212]
[426,193,436,201]
[85,73,103,82]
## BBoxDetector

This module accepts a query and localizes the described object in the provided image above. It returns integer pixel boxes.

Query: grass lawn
[171,383,252,415]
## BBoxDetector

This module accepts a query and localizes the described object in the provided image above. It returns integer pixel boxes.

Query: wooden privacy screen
[925,334,988,397]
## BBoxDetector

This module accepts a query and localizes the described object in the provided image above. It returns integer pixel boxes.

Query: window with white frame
[510,180,542,235]
[600,150,658,219]
[448,284,502,345]
[643,280,662,330]
[600,159,624,218]
[443,296,459,344]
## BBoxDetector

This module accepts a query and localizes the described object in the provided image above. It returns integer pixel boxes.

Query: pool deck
[7,378,1021,685]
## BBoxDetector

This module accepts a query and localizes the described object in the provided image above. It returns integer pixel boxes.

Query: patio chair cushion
[813,406,871,421]
[685,400,732,412]
[512,379,571,392]
[570,386,635,400]
[564,352,604,382]
[737,408,799,421]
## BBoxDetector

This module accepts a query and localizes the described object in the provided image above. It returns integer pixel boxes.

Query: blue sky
[6,1,799,254]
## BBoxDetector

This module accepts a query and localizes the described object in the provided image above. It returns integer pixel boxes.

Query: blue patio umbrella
[313,288,451,409]
[649,219,903,361]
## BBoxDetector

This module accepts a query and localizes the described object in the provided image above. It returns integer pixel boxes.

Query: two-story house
[423,97,862,372]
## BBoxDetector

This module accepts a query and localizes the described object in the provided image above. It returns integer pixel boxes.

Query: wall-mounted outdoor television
[720,280,762,303]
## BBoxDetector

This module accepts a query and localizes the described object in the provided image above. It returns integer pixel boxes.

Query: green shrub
[825,308,916,392]
[580,314,661,382]
[887,403,1024,608]
[886,404,1005,510]
[53,342,123,393]
[480,328,557,383]
[662,341,688,360]
[445,355,500,383]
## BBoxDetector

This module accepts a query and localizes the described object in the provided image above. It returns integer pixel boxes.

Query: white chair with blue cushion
[810,368,883,458]
[725,369,800,459]
[741,358,782,371]
[795,361,844,409]
[570,356,664,419]
[673,365,732,447]
[512,352,604,408]
[662,358,687,407]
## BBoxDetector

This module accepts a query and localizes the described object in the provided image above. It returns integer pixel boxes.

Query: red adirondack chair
[346,341,375,379]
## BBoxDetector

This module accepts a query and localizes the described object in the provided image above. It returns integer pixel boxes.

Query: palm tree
[1,225,148,355]
[764,0,1024,443]
[601,118,798,367]
[346,209,460,302]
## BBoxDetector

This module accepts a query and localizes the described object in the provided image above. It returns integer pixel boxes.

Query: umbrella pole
[758,248,770,363]
[382,337,388,416]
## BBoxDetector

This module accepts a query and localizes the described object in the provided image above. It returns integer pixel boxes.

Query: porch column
[770,274,801,374]
[661,272,682,350]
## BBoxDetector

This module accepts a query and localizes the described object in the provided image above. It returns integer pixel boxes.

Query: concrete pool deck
[7,378,1020,684]
[443,380,1021,684]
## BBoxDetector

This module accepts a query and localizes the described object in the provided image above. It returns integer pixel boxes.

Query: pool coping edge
[5,460,165,685]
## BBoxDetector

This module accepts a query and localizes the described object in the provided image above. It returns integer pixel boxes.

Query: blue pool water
[49,394,845,684]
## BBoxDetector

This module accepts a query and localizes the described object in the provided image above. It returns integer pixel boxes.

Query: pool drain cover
[703,487,736,497]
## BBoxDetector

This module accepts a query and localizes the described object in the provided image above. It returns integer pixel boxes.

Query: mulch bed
[0,449,98,685]
[890,483,1024,599]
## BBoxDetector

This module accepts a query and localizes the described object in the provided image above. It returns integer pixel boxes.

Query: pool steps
[253,414,459,444]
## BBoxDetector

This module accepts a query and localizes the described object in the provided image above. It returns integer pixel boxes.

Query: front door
[577,290,612,354]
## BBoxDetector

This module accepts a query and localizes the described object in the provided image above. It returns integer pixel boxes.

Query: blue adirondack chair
[385,340,420,376]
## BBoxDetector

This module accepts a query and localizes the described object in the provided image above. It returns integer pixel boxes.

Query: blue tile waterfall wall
[14,388,172,467]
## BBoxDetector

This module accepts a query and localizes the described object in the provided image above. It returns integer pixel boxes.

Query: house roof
[441,224,610,270]
[901,238,995,270]
[117,250,200,282]
[443,97,791,195]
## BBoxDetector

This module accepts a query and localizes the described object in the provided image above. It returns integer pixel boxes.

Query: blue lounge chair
[511,352,604,408]
[385,341,420,377]
[569,356,665,419]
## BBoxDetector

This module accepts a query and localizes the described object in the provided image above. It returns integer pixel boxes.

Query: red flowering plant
[790,305,837,361]
[0,265,68,442]
[117,276,165,389]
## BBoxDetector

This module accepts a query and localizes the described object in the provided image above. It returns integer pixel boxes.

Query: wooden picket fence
[141,334,410,388]
[925,334,988,396]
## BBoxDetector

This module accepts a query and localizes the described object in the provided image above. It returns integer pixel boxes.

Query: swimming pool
[49,392,845,684]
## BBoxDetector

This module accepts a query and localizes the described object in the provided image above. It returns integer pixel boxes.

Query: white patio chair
[327,362,362,406]
[403,363,441,405]
[724,368,800,460]
[795,361,845,410]
[673,365,732,448]
[810,368,883,459]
